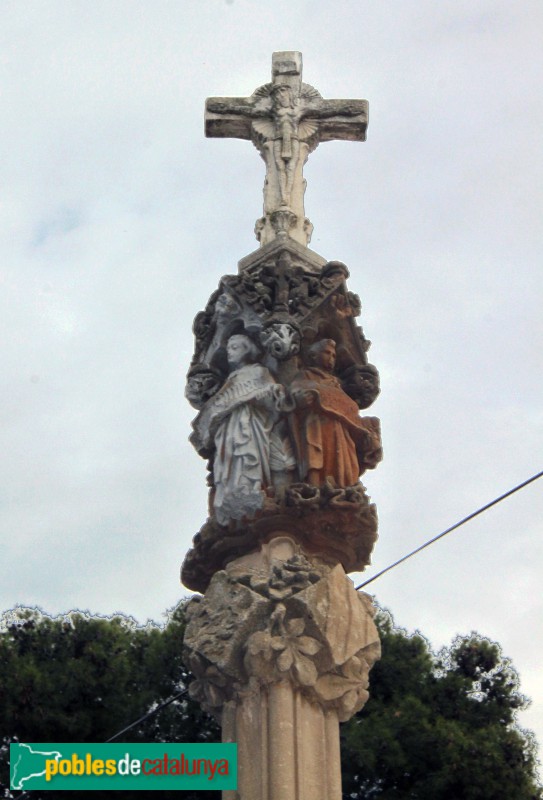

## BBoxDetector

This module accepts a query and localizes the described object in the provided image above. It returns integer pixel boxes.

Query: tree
[1,604,540,799]
[341,609,542,799]
[0,604,219,800]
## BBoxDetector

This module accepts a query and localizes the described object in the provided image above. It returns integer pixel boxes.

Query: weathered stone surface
[222,684,343,800]
[189,334,295,526]
[183,537,380,723]
[180,479,378,594]
[290,339,382,486]
[183,53,380,799]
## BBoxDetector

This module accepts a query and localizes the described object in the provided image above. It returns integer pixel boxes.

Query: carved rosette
[183,540,380,723]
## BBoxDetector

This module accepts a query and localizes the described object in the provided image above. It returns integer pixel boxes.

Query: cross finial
[205,52,368,248]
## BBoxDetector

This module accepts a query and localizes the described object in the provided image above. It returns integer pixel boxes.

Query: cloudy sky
[2,0,542,760]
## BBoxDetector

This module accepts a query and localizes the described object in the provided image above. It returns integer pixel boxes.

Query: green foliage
[341,609,542,799]
[0,603,540,800]
[0,603,219,800]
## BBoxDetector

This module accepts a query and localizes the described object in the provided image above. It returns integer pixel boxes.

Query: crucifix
[205,51,368,248]
[185,52,382,800]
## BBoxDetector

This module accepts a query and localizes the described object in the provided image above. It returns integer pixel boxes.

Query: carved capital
[181,479,378,594]
[183,542,380,722]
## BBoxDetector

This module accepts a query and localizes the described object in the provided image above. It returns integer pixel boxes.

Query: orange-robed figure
[291,339,382,487]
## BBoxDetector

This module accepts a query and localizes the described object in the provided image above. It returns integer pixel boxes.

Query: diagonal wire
[106,686,189,742]
[356,469,543,590]
[10,470,542,797]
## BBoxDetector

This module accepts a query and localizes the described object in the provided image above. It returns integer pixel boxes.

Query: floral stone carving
[183,543,380,723]
[181,478,378,593]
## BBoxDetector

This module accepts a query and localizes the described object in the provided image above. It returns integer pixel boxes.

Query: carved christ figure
[291,340,382,487]
[207,84,364,210]
[190,335,295,526]
[268,84,303,207]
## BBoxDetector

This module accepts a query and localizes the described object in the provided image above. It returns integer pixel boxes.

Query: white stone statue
[190,334,295,526]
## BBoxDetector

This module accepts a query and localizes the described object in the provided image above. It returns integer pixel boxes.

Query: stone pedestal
[183,536,380,799]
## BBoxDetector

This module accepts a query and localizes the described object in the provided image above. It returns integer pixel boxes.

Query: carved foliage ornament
[180,478,379,593]
[183,560,381,722]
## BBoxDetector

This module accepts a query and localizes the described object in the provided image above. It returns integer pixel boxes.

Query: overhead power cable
[11,471,542,799]
[356,469,543,590]
[105,686,189,742]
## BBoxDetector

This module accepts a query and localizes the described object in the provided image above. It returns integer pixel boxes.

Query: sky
[1,0,542,765]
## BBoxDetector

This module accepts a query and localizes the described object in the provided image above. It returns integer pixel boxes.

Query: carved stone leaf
[342,688,361,713]
[271,636,286,652]
[188,680,207,704]
[296,636,321,656]
[314,673,362,701]
[205,665,228,687]
[277,648,294,672]
[207,683,226,708]
[342,655,364,680]
[293,655,318,687]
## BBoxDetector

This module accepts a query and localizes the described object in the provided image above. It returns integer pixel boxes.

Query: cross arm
[303,98,369,142]
[205,96,267,140]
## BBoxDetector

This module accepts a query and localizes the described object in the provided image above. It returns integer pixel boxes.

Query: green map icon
[10,743,63,790]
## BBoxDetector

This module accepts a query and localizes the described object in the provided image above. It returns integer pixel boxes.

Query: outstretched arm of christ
[206,97,269,140]
[300,98,369,142]
[206,99,268,116]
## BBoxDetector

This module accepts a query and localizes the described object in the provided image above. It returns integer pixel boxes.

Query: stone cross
[205,51,368,248]
[185,53,381,799]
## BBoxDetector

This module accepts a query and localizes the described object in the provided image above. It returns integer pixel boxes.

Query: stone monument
[182,52,382,800]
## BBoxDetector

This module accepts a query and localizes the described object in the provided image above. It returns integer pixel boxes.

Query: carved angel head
[260,322,300,361]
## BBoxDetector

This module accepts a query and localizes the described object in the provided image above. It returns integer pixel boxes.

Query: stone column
[183,537,380,800]
[185,50,381,800]
[221,682,343,800]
